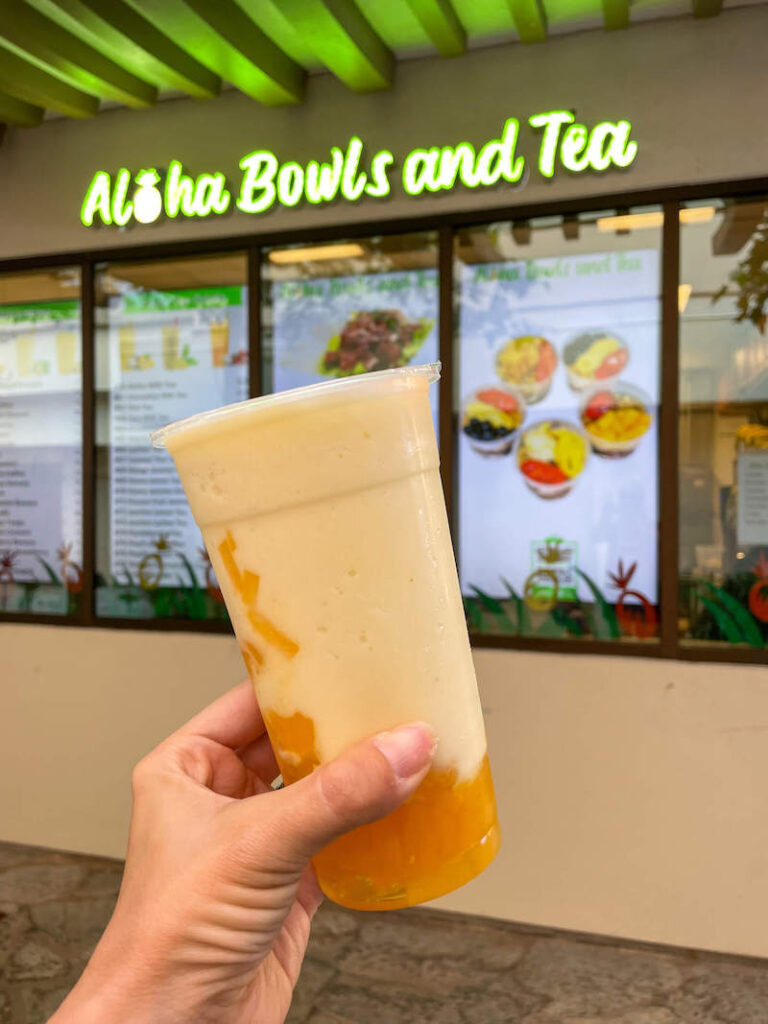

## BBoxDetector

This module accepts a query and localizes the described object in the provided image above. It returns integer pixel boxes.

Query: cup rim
[150,361,441,449]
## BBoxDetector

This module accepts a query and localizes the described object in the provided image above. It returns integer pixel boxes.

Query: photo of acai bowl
[580,382,653,458]
[515,418,590,499]
[495,335,557,404]
[563,330,629,392]
[462,385,526,455]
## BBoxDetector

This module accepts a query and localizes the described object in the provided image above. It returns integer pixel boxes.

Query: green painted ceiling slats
[0,90,44,126]
[279,0,394,91]
[25,0,221,98]
[129,0,305,104]
[403,0,466,55]
[506,0,547,42]
[0,0,729,124]
[693,0,723,16]
[602,0,629,29]
[0,0,156,107]
[0,46,99,117]
[232,0,320,69]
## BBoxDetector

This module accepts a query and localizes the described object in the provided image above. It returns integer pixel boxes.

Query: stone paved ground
[1,841,768,1023]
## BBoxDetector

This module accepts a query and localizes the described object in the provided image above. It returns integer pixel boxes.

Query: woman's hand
[50,681,436,1024]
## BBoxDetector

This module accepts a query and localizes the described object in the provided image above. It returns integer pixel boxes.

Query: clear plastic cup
[151,364,500,911]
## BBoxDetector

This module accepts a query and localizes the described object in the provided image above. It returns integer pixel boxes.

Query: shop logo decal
[80,111,638,228]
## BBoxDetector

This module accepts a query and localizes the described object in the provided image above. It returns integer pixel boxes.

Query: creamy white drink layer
[155,366,487,782]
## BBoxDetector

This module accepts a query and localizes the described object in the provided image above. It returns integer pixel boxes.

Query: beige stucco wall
[2,3,768,959]
[3,624,768,959]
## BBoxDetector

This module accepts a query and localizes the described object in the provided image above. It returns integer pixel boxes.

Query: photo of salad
[495,336,557,403]
[580,383,652,457]
[563,331,629,391]
[462,385,526,455]
[318,309,433,377]
[516,419,589,499]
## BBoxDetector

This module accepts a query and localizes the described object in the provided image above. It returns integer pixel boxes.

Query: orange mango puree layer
[262,709,500,911]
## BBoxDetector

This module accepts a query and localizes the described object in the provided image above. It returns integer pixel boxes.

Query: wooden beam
[506,0,547,43]
[403,0,466,57]
[131,0,304,104]
[0,47,98,118]
[26,0,221,99]
[279,0,393,92]
[0,91,44,127]
[0,0,156,107]
[692,0,723,16]
[602,0,630,30]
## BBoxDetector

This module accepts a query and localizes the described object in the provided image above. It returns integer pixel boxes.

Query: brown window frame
[1,177,767,665]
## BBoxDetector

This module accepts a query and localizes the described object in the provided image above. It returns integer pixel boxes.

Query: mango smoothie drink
[152,364,499,910]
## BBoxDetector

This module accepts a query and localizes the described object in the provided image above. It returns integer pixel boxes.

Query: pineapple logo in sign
[133,169,163,224]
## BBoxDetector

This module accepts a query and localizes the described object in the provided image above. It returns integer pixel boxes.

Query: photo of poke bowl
[462,385,526,455]
[580,382,653,458]
[318,309,433,377]
[515,419,590,499]
[495,335,558,404]
[563,330,629,392]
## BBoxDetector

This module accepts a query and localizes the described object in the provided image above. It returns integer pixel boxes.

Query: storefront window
[261,232,439,425]
[679,197,768,650]
[0,269,83,616]
[94,254,248,621]
[456,210,662,642]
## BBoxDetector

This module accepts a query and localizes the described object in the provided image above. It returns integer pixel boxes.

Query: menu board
[99,286,247,616]
[271,268,439,424]
[0,300,82,614]
[737,451,768,546]
[458,249,660,636]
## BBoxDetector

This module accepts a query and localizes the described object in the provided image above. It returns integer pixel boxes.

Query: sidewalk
[0,841,765,1023]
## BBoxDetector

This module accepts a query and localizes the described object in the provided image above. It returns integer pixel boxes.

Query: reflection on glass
[680,197,768,650]
[262,232,440,425]
[0,268,82,616]
[455,210,662,643]
[94,253,247,621]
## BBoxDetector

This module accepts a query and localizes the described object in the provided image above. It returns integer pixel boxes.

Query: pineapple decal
[133,169,162,224]
[609,559,657,638]
[57,542,83,595]
[138,534,169,590]
[748,552,768,623]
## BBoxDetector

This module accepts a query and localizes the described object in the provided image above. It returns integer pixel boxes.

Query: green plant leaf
[500,576,528,635]
[36,557,61,586]
[535,614,570,638]
[698,595,744,645]
[121,564,135,587]
[463,597,483,632]
[552,605,585,636]
[469,585,516,634]
[177,552,201,589]
[577,568,620,639]
[695,579,764,648]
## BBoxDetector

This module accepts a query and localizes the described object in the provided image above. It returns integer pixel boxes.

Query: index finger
[176,679,266,749]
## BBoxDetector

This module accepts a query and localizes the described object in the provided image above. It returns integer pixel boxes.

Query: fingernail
[373,723,438,780]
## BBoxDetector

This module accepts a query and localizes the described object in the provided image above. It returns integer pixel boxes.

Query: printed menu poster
[0,300,82,614]
[458,249,660,633]
[101,286,247,616]
[271,268,439,423]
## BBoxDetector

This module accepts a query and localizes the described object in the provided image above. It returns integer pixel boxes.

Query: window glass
[679,197,768,650]
[94,254,247,620]
[0,269,82,616]
[456,209,662,642]
[262,232,439,428]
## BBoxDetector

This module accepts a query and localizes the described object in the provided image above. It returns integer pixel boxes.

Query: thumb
[263,723,437,869]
